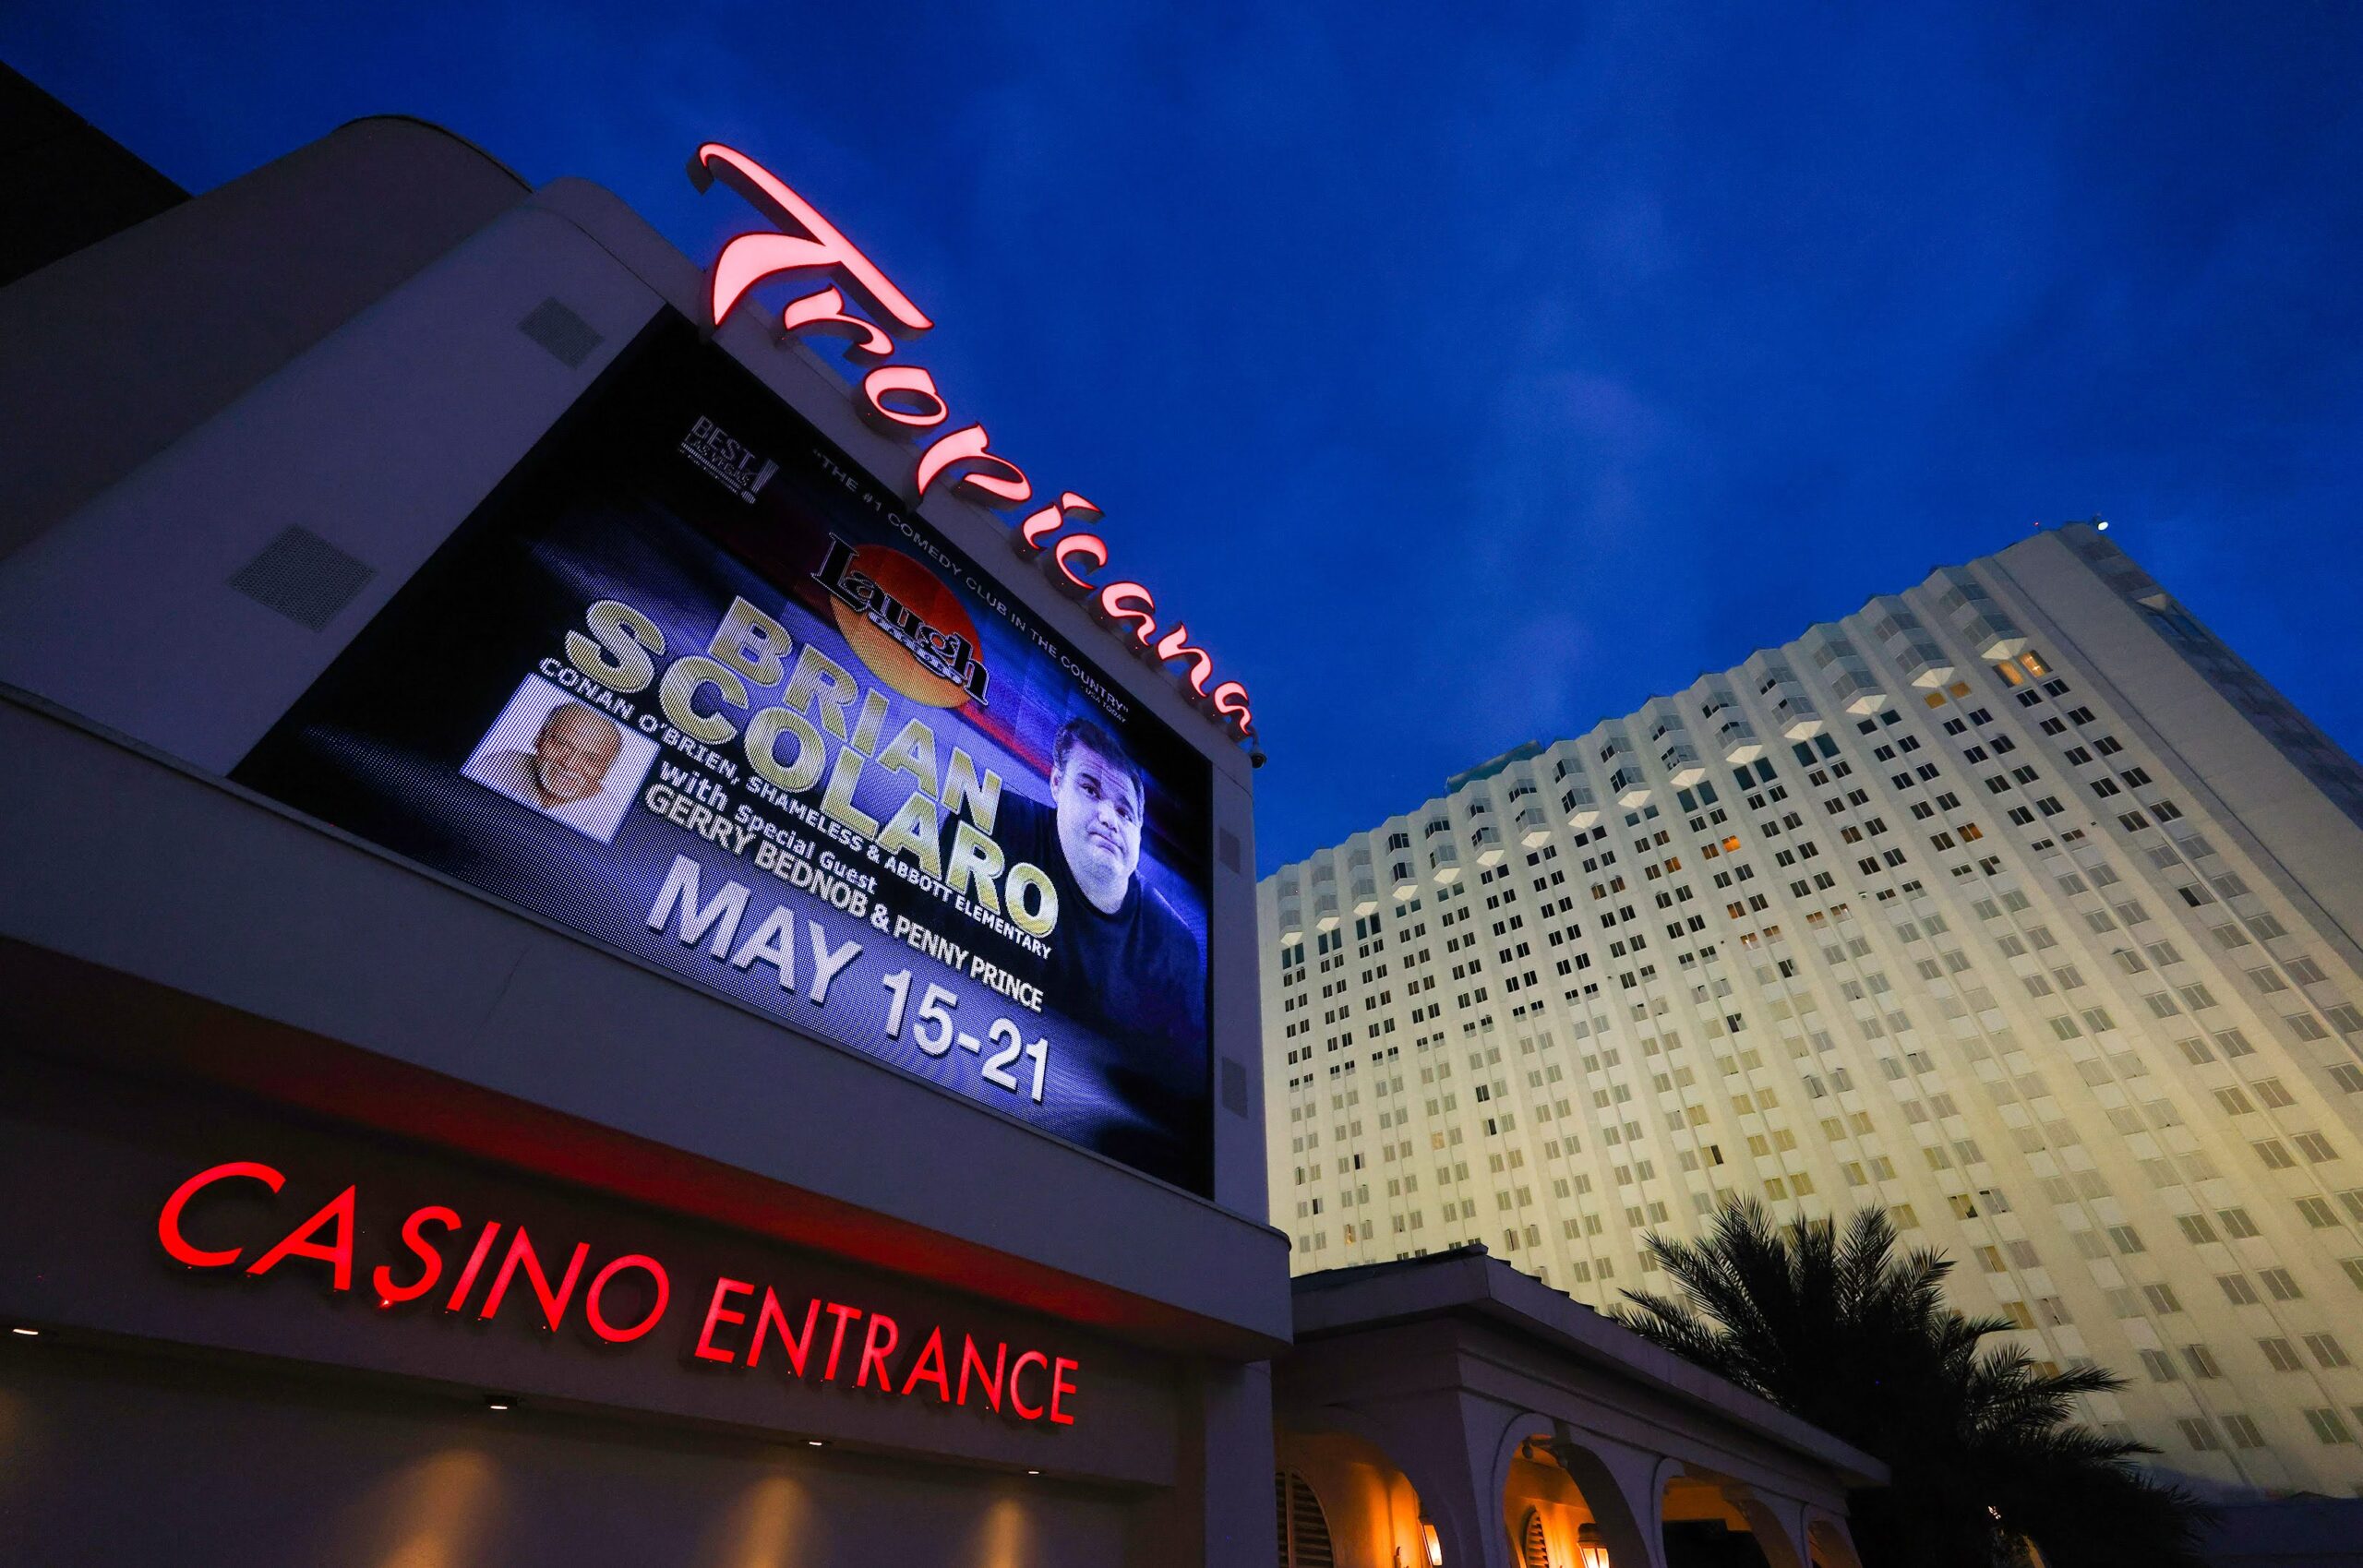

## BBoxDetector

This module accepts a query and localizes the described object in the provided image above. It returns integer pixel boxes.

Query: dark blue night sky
[9,3,2360,874]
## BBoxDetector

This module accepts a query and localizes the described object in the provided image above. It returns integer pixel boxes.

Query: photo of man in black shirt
[990,716,1206,1058]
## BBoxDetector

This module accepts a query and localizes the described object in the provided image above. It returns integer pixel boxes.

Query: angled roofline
[1291,1247,1889,1488]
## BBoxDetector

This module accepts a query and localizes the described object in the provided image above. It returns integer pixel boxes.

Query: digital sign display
[234,312,1214,1192]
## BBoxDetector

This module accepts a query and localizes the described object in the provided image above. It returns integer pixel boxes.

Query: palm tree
[1615,1201,2211,1568]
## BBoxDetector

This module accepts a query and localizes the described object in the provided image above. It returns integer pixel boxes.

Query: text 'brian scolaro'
[564,592,1061,941]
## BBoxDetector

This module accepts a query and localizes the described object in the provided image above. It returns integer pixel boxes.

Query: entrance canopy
[1273,1247,1886,1568]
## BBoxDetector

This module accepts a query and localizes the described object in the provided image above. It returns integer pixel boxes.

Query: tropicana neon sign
[688,142,1256,743]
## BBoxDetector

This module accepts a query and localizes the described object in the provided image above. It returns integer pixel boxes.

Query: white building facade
[1260,523,2363,1495]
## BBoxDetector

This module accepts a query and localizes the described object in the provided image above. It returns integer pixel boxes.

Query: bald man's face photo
[1052,737,1145,915]
[532,704,623,807]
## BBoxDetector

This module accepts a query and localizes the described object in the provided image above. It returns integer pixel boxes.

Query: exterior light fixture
[9,1326,38,1337]
[806,1440,825,1448]
[1577,1521,1611,1568]
[1421,1514,1443,1566]
[1026,1468,1040,1476]
[485,1396,511,1411]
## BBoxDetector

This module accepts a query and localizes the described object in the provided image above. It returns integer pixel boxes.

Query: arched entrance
[1273,1427,1438,1568]
[1278,1467,1339,1568]
[1492,1425,1666,1568]
[1660,1471,1778,1568]
[1498,1421,1848,1568]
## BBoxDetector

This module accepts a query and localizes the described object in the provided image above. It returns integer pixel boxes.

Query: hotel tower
[1262,522,2363,1494]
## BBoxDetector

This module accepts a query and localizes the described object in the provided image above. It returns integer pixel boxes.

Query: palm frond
[1614,1203,2212,1568]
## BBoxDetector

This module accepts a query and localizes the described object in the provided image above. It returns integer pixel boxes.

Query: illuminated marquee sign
[157,1160,1083,1425]
[234,312,1216,1194]
[689,142,1256,741]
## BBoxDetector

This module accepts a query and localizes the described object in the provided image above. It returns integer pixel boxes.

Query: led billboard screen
[234,312,1214,1192]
